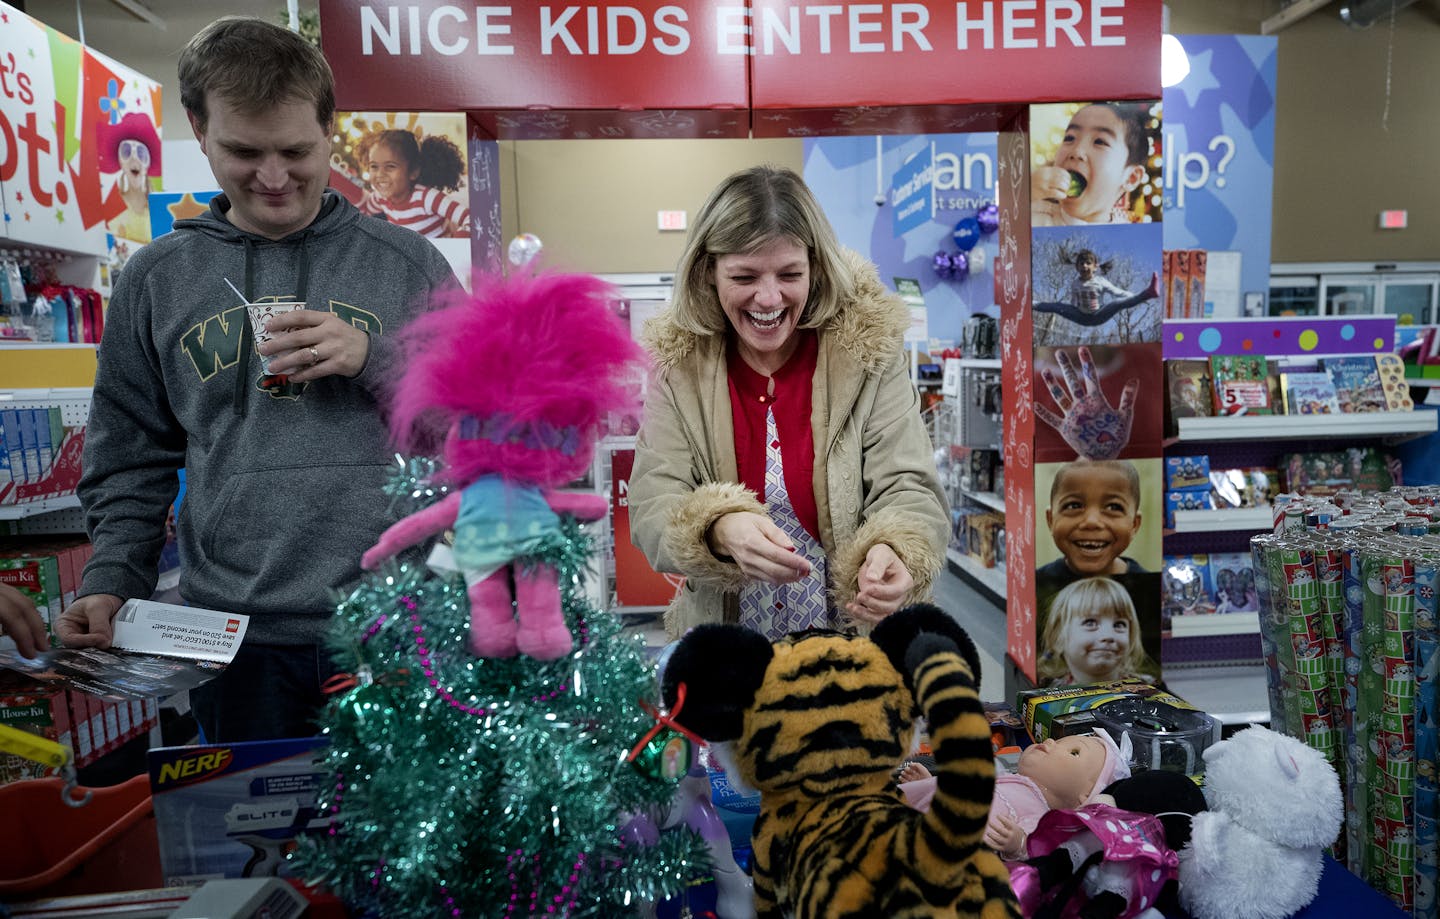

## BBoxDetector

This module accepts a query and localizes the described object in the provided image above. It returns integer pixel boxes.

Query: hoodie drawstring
[230,232,315,415]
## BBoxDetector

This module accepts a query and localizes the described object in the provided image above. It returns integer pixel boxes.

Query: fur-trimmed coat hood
[628,249,949,637]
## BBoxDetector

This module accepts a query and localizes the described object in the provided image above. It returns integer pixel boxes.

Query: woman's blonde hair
[1037,576,1149,684]
[669,165,852,335]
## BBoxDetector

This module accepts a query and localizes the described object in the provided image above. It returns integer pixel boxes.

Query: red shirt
[727,330,820,542]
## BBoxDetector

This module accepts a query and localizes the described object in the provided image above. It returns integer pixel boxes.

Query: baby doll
[900,728,1132,861]
[360,272,646,660]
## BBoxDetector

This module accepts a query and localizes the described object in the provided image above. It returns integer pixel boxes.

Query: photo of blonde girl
[1037,576,1157,687]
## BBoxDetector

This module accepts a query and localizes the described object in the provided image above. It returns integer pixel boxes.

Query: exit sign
[657,210,687,232]
[1379,209,1408,229]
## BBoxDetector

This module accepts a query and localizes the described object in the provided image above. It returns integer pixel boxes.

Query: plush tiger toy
[661,603,1020,919]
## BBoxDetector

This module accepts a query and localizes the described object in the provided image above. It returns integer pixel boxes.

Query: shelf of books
[1174,410,1436,443]
[946,547,1007,600]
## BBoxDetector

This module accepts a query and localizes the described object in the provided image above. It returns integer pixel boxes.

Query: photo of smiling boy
[1033,459,1164,688]
[1040,459,1147,581]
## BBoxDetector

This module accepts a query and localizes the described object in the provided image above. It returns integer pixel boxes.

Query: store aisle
[932,568,1008,703]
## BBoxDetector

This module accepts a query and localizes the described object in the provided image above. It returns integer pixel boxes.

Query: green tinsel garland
[294,460,711,916]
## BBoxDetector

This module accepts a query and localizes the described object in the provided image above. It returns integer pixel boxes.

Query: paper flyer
[0,600,248,701]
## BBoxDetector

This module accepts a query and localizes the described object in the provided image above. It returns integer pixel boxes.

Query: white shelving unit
[1168,611,1260,638]
[1171,507,1272,533]
[0,494,80,521]
[1175,410,1437,443]
[0,388,92,533]
[959,488,1006,513]
[946,548,1007,599]
[957,358,1002,369]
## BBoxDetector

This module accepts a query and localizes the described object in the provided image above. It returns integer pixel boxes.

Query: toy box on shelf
[147,737,330,885]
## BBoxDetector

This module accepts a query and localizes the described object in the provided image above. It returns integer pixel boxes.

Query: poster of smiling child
[1030,99,1163,227]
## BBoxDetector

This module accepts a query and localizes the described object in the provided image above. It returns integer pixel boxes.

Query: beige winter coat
[629,251,950,637]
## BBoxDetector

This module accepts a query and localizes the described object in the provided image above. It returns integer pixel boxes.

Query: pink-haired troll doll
[360,271,647,659]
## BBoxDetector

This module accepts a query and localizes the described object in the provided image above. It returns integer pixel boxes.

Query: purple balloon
[950,250,970,280]
[932,250,954,279]
[976,202,1000,235]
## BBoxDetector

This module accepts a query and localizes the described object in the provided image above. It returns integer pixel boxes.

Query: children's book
[1208,354,1272,415]
[1166,360,1213,419]
[1374,353,1415,411]
[1323,356,1387,413]
[1280,371,1342,415]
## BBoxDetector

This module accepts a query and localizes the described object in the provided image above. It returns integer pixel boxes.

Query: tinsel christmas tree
[296,458,709,916]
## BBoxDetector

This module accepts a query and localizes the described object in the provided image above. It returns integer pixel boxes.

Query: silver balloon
[507,233,543,266]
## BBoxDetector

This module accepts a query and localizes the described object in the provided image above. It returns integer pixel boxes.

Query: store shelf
[1172,507,1271,533]
[1407,378,1440,388]
[1167,611,1260,638]
[957,358,1001,369]
[959,488,1006,513]
[946,548,1007,600]
[0,494,80,520]
[1174,410,1436,443]
[1163,660,1270,727]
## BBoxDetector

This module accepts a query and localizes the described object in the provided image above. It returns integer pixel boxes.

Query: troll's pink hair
[387,271,648,487]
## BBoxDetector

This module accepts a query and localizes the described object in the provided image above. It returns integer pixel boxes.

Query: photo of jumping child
[1030,99,1162,226]
[356,124,471,238]
[1032,225,1163,346]
[1037,576,1159,686]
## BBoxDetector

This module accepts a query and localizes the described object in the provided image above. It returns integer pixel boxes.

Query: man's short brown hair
[179,17,335,132]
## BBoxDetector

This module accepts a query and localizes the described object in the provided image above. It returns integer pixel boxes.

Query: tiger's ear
[871,604,981,687]
[660,624,773,742]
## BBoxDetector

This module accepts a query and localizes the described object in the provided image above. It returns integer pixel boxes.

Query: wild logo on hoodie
[180,299,381,400]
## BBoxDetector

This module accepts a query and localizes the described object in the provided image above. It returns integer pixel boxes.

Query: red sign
[319,0,748,114]
[750,0,1161,112]
[319,2,1158,138]
[610,448,685,609]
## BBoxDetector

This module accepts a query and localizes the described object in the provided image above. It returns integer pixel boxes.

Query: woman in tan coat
[630,165,949,640]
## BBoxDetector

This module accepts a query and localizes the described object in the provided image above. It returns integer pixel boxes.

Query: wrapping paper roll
[1281,546,1338,763]
[1413,559,1438,919]
[1379,556,1416,910]
[1254,537,1298,735]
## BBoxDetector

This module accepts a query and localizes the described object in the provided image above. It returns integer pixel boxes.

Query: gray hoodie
[78,190,460,644]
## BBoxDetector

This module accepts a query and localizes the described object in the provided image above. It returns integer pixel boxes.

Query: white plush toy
[1178,724,1343,919]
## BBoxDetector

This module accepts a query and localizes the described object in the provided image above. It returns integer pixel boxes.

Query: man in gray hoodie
[53,18,461,741]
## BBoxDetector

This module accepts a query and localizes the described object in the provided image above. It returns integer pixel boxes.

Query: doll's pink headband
[458,414,582,456]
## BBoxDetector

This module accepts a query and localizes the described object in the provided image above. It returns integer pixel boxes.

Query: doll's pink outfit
[1008,803,1179,919]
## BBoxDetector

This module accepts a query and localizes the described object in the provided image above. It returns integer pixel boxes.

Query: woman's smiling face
[711,236,810,376]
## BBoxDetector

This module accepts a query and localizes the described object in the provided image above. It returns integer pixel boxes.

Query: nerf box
[1017,680,1204,743]
[147,737,330,885]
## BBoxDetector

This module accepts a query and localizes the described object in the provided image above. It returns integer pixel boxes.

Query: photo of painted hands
[1035,345,1138,461]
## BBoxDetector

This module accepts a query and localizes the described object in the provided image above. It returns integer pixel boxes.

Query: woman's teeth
[747,308,783,329]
